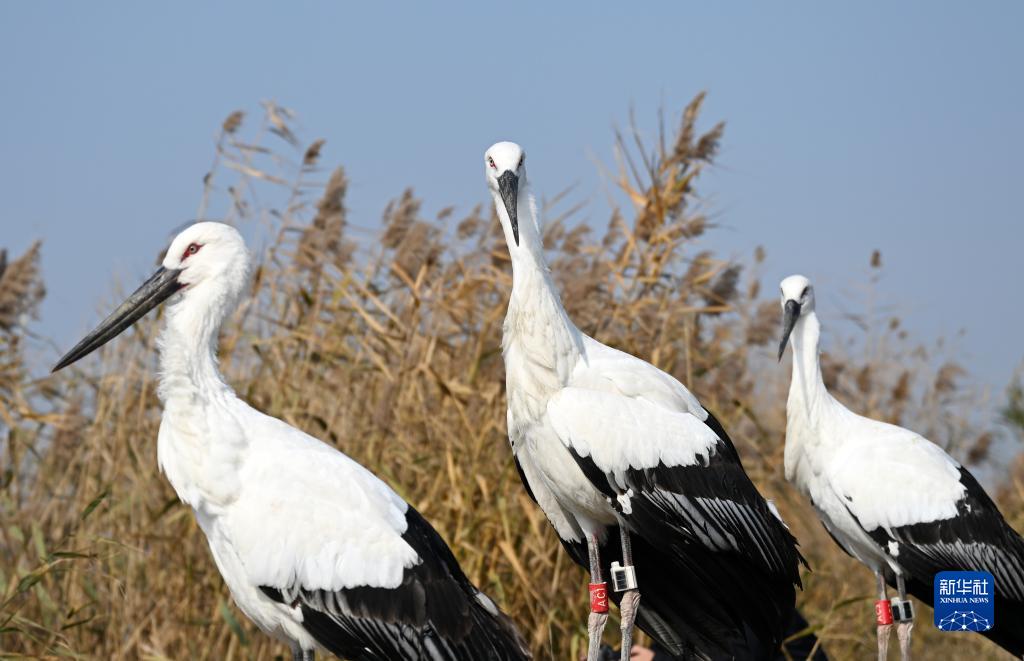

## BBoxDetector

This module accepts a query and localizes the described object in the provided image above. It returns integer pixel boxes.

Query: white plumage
[798,415,965,532]
[545,338,722,485]
[486,142,806,661]
[54,222,528,661]
[192,416,418,594]
[778,273,1024,659]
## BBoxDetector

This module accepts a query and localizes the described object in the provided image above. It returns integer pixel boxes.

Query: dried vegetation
[1,95,1021,660]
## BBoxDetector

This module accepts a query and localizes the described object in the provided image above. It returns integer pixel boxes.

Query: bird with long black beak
[52,222,531,661]
[487,142,806,661]
[778,274,1024,661]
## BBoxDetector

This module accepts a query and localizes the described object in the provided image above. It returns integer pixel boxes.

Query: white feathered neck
[786,310,830,424]
[157,282,237,403]
[155,281,247,509]
[501,193,585,423]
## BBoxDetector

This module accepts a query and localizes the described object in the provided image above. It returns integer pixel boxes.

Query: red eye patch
[181,242,202,260]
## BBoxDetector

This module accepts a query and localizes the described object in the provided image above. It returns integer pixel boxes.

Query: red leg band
[875,599,893,625]
[589,582,609,613]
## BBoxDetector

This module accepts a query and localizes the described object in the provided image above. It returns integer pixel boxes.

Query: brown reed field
[2,94,1022,660]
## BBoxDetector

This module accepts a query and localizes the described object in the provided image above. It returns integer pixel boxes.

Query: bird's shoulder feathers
[825,416,965,531]
[574,336,706,415]
[228,407,418,593]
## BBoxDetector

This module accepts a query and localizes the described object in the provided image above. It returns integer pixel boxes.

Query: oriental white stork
[484,142,807,661]
[778,274,1024,660]
[53,222,530,661]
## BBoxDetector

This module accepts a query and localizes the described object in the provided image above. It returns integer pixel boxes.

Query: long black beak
[497,170,519,246]
[778,299,801,362]
[52,267,183,372]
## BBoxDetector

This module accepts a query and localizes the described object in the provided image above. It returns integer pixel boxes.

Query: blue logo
[934,571,994,632]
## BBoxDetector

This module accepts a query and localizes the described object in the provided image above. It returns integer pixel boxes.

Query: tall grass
[1,95,1021,660]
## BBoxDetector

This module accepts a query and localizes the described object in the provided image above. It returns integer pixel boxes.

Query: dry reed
[1,95,1021,661]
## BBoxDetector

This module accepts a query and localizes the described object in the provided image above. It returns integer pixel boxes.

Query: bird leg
[612,526,640,661]
[892,573,914,661]
[586,532,609,661]
[875,572,893,661]
[291,645,314,661]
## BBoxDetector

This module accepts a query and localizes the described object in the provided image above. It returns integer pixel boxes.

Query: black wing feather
[556,520,824,661]
[261,506,529,661]
[564,410,806,659]
[864,466,1024,656]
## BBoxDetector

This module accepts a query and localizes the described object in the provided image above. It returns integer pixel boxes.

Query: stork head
[53,222,250,372]
[777,274,815,361]
[484,141,528,248]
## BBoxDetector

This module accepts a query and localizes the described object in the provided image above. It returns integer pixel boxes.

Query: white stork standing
[777,274,1024,660]
[484,142,806,661]
[52,222,530,661]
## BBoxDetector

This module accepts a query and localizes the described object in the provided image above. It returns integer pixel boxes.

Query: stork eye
[800,286,810,299]
[488,157,496,169]
[181,242,202,260]
[517,154,525,169]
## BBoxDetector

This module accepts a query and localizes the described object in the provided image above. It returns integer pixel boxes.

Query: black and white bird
[52,222,530,661]
[778,274,1024,660]
[485,141,806,661]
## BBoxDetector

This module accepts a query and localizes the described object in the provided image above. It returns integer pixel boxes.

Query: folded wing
[229,415,528,660]
[544,340,803,656]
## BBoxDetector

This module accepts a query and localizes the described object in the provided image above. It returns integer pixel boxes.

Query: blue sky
[2,2,1022,399]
